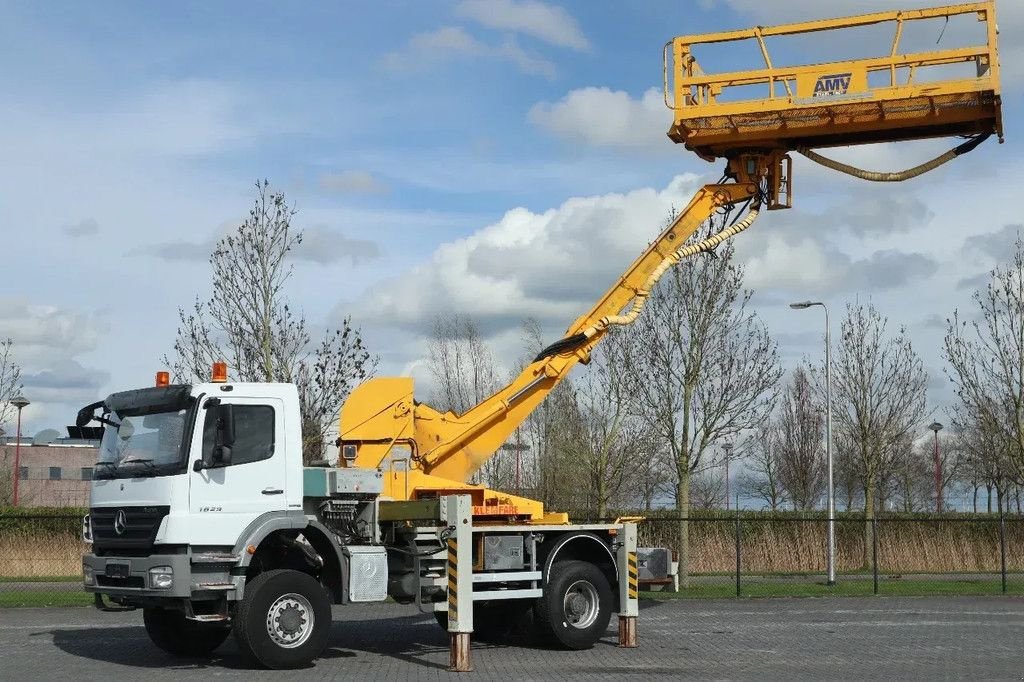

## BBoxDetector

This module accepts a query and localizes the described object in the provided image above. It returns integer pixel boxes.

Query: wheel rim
[562,579,600,630]
[266,592,315,649]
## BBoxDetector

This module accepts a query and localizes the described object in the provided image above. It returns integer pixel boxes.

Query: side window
[202,404,275,466]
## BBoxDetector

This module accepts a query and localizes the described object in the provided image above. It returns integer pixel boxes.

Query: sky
[1,0,1022,452]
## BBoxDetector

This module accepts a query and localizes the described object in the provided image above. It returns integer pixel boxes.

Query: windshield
[96,408,191,478]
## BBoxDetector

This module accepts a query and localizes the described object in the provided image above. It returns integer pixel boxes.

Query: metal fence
[2,512,1024,604]
[635,514,1024,598]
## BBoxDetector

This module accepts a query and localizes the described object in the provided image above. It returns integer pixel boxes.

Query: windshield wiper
[119,458,157,474]
[93,461,117,479]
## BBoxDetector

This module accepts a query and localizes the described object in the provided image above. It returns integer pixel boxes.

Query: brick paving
[1,596,1022,680]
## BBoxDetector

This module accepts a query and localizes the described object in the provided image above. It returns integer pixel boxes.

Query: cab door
[188,396,288,545]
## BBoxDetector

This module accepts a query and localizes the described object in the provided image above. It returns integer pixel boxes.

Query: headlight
[82,514,93,543]
[148,566,173,590]
[83,563,95,586]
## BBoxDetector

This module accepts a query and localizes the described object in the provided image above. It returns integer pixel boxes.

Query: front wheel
[534,560,613,650]
[143,607,230,657]
[232,569,332,669]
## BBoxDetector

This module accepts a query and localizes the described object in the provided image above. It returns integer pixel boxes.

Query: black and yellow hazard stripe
[447,538,458,622]
[627,551,638,600]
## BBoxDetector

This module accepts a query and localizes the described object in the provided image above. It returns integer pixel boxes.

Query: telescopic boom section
[339,0,1003,521]
[338,160,770,518]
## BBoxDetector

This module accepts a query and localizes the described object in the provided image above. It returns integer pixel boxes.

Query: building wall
[0,444,97,508]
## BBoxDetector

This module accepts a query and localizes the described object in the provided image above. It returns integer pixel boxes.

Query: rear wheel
[233,569,332,669]
[143,607,230,657]
[534,560,613,650]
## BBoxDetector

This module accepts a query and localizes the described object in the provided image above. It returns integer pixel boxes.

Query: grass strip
[0,591,93,608]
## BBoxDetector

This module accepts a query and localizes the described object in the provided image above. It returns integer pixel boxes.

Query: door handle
[261,487,284,495]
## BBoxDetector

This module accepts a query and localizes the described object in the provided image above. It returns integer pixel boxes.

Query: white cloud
[455,0,590,51]
[528,87,668,151]
[353,175,704,335]
[319,170,389,195]
[0,298,111,431]
[383,26,556,79]
[353,173,949,339]
[292,226,381,265]
[0,299,108,364]
[62,218,100,237]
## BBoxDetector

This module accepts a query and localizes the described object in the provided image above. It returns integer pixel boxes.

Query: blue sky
[2,0,1023,459]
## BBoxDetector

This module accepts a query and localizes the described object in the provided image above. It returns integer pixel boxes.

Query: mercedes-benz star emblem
[113,509,127,536]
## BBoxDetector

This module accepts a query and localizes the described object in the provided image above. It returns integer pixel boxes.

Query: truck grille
[90,506,170,553]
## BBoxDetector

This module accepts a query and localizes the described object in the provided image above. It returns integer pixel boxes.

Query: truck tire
[232,569,332,669]
[534,560,613,650]
[143,607,230,657]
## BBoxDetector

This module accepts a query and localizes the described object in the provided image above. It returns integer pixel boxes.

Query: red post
[12,407,23,507]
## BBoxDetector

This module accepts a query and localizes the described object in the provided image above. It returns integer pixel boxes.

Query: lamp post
[790,300,835,585]
[723,442,734,511]
[929,422,944,512]
[10,396,30,507]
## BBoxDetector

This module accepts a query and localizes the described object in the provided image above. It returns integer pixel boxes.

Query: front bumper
[83,552,241,600]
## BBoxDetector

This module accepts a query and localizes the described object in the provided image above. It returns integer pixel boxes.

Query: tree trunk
[987,484,993,514]
[863,482,875,570]
[676,467,691,590]
[972,485,978,514]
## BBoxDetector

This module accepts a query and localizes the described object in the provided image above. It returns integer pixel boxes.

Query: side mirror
[76,401,104,428]
[213,403,235,465]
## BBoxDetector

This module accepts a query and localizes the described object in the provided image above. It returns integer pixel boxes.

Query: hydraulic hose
[533,203,761,360]
[797,133,990,182]
[580,203,761,338]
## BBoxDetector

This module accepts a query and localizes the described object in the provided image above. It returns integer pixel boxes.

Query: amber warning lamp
[155,371,170,387]
[211,361,228,383]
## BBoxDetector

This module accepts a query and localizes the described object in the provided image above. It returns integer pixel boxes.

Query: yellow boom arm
[339,157,773,519]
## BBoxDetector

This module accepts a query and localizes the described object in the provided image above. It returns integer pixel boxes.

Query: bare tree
[887,431,931,513]
[832,431,862,511]
[165,180,375,463]
[952,408,1013,513]
[549,331,658,518]
[621,238,781,585]
[427,315,499,414]
[813,302,927,561]
[775,366,825,510]
[516,319,578,509]
[0,339,23,433]
[688,467,726,510]
[739,427,787,511]
[945,236,1024,485]
[426,314,511,488]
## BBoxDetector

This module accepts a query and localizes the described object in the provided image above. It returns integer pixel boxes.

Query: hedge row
[0,507,86,535]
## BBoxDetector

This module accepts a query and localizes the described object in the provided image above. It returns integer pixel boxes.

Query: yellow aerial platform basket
[665,1,1003,162]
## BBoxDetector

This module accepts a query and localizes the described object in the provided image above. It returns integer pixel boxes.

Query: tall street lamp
[10,396,30,507]
[929,422,944,512]
[723,442,734,511]
[790,300,835,586]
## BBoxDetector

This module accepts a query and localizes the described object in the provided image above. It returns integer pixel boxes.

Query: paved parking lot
[2,596,1022,680]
